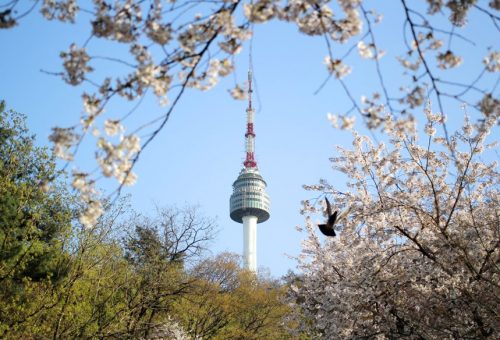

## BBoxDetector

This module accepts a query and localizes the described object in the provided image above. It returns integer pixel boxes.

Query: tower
[229,69,271,272]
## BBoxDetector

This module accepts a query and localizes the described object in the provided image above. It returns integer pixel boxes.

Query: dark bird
[317,197,337,237]
[0,9,16,29]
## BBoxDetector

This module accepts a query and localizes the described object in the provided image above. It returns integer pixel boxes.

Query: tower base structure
[243,215,258,272]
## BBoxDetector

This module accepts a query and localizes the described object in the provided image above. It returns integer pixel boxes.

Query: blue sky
[1,1,498,277]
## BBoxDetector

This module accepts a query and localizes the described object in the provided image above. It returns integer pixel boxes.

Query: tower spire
[244,69,257,168]
[248,69,253,110]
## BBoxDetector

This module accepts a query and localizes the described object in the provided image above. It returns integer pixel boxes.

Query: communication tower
[229,69,271,272]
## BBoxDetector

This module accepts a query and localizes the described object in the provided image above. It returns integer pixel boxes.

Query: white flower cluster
[103,119,123,137]
[361,93,386,129]
[437,50,463,69]
[478,93,500,120]
[399,85,425,109]
[268,0,363,42]
[483,50,500,72]
[187,58,234,91]
[426,0,476,26]
[219,38,244,55]
[397,56,421,71]
[357,40,385,59]
[446,0,476,26]
[424,101,446,124]
[327,112,356,130]
[60,44,93,85]
[145,1,172,46]
[139,64,170,97]
[96,121,140,186]
[229,84,246,100]
[142,317,189,340]
[131,44,171,100]
[92,0,142,42]
[48,126,79,160]
[175,10,248,92]
[139,316,191,340]
[296,4,336,36]
[179,9,250,56]
[216,9,252,52]
[81,93,103,130]
[41,0,78,22]
[324,56,352,79]
[72,171,103,229]
[397,32,444,73]
[244,0,276,24]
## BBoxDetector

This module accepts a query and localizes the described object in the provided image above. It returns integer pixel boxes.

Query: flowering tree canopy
[292,110,499,338]
[1,0,498,228]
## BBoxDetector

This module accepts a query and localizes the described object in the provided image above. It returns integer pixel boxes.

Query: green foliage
[0,103,74,337]
[174,253,295,339]
[0,105,72,283]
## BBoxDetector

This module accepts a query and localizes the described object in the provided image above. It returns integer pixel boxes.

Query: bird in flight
[317,197,338,237]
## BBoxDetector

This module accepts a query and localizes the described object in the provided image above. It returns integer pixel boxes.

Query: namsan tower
[229,69,270,272]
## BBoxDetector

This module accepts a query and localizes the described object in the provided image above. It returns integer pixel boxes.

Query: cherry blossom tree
[291,109,499,338]
[0,1,498,227]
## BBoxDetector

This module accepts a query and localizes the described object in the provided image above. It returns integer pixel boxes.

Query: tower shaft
[243,215,257,271]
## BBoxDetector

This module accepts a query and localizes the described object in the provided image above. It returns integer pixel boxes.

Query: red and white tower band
[244,70,257,168]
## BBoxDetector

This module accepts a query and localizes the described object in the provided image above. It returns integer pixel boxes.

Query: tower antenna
[244,65,256,168]
[247,21,262,113]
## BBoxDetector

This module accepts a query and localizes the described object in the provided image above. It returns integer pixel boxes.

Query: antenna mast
[244,69,257,168]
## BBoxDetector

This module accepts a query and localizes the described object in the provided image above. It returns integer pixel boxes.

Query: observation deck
[229,167,270,223]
